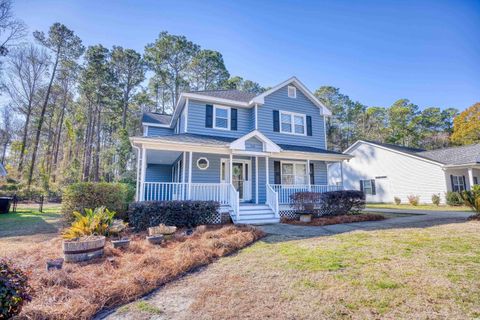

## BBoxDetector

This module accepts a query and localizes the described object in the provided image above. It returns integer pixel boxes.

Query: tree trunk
[17,104,32,177]
[93,104,101,182]
[82,102,95,181]
[51,97,67,183]
[27,53,59,189]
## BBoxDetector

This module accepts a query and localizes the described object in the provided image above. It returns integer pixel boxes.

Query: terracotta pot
[63,236,105,263]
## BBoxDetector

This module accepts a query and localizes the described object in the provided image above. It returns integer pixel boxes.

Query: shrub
[394,196,401,205]
[461,185,480,214]
[446,191,464,206]
[290,192,323,214]
[316,190,366,216]
[128,200,219,231]
[62,207,116,240]
[0,259,32,318]
[407,195,420,206]
[62,182,133,222]
[431,194,441,206]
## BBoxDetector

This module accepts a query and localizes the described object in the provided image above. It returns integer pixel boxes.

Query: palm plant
[62,206,115,239]
[461,186,480,215]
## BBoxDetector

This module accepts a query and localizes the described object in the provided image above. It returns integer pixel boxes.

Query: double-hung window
[452,175,466,192]
[360,179,376,195]
[281,162,307,185]
[214,106,230,130]
[280,111,306,135]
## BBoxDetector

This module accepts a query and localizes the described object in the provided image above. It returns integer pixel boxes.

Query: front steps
[231,204,280,225]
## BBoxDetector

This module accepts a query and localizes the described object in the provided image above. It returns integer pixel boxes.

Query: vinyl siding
[186,99,253,138]
[245,137,264,152]
[257,84,326,149]
[145,164,172,182]
[329,142,448,204]
[146,126,173,137]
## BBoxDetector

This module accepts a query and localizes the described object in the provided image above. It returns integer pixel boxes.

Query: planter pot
[0,197,12,214]
[111,239,130,249]
[146,234,164,245]
[299,214,312,223]
[63,236,106,263]
[46,258,64,271]
[148,225,177,236]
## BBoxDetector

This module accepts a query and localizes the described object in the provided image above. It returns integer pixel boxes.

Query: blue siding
[145,164,172,182]
[257,84,326,149]
[245,137,263,152]
[146,126,173,137]
[267,158,327,185]
[187,99,253,138]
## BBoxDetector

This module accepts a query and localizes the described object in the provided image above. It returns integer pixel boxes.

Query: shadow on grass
[0,211,61,237]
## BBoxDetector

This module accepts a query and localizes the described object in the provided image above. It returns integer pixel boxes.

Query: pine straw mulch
[282,213,385,226]
[11,225,264,320]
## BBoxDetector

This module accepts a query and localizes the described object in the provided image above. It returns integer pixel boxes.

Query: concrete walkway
[259,209,473,239]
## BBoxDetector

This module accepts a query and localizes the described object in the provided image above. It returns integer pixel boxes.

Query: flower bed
[11,225,264,319]
[282,213,385,226]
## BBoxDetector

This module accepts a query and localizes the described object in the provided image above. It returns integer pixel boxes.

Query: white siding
[329,142,448,204]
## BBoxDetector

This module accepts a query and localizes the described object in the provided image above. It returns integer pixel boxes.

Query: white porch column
[134,146,141,201]
[139,147,147,201]
[188,151,193,198]
[255,156,259,204]
[229,153,233,183]
[307,159,311,191]
[340,161,344,189]
[265,156,269,185]
[182,152,186,200]
[468,168,475,190]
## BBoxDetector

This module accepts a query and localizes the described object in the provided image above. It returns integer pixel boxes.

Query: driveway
[259,209,473,239]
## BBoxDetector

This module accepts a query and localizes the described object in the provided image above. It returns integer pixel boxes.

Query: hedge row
[128,200,219,231]
[290,190,366,217]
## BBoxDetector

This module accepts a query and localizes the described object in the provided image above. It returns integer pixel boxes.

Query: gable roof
[346,140,480,166]
[230,130,281,152]
[142,112,172,126]
[190,89,257,103]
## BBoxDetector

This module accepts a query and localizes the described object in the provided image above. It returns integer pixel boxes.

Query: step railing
[228,183,240,220]
[266,184,279,218]
[269,184,344,204]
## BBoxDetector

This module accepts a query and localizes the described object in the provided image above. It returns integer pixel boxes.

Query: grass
[11,225,264,319]
[283,213,385,226]
[366,203,472,211]
[118,221,480,319]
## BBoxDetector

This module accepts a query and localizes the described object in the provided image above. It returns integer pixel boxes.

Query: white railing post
[139,148,146,201]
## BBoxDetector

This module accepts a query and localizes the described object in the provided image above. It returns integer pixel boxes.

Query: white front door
[221,159,252,202]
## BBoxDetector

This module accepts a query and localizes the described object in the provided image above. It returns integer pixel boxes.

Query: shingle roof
[190,89,258,103]
[416,144,480,165]
[360,140,480,166]
[142,112,172,125]
[279,144,344,155]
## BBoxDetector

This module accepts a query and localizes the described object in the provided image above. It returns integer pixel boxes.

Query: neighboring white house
[328,140,480,204]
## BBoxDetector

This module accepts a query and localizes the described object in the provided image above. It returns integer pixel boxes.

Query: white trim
[196,157,209,170]
[307,159,311,186]
[229,129,281,153]
[184,98,189,133]
[143,125,148,137]
[188,151,193,197]
[265,156,269,185]
[133,145,141,201]
[142,122,171,128]
[182,93,250,108]
[140,147,147,201]
[213,105,231,130]
[250,76,332,116]
[287,85,296,98]
[468,168,474,189]
[323,116,327,149]
[221,157,252,202]
[255,156,259,204]
[182,152,186,183]
[279,110,307,136]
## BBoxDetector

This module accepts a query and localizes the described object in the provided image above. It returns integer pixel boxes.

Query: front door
[221,159,252,202]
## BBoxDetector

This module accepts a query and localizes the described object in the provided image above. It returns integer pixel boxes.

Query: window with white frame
[280,111,306,135]
[196,157,209,170]
[288,85,296,98]
[360,179,376,195]
[452,175,466,192]
[213,105,230,130]
[281,162,307,185]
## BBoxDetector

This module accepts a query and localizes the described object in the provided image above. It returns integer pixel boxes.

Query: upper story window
[214,105,230,130]
[288,85,296,98]
[280,111,306,135]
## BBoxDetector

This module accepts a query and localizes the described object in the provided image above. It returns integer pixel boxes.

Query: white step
[238,213,276,220]
[239,209,274,215]
[239,205,270,210]
[233,217,280,225]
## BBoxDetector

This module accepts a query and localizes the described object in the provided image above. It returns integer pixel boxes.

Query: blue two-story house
[131,77,352,224]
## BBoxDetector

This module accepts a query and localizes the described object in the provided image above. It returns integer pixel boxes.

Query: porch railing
[266,184,279,218]
[269,184,343,204]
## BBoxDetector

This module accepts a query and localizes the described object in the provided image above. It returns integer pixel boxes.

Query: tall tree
[386,99,420,147]
[0,104,16,163]
[0,0,26,61]
[189,49,229,91]
[110,46,145,129]
[4,45,49,176]
[27,23,84,188]
[225,76,265,94]
[144,31,199,108]
[451,102,480,145]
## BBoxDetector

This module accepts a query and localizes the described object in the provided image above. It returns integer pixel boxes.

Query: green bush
[446,191,464,206]
[431,194,441,206]
[128,200,219,231]
[461,185,480,214]
[407,195,420,206]
[394,196,401,205]
[313,190,366,216]
[0,259,32,319]
[62,182,133,222]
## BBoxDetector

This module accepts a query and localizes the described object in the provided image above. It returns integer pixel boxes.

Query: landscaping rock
[46,258,64,271]
[146,234,164,245]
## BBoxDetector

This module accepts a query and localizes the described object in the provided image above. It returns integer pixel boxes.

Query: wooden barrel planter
[63,236,106,263]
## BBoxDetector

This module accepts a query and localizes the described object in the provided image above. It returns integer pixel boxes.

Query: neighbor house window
[196,157,209,170]
[360,179,376,195]
[213,105,230,130]
[474,177,478,185]
[279,111,306,135]
[281,162,307,185]
[288,85,296,98]
[452,175,466,192]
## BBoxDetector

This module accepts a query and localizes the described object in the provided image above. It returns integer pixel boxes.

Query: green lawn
[0,204,62,237]
[366,203,472,212]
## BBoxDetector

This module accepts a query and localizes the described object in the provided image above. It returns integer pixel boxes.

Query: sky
[12,0,480,111]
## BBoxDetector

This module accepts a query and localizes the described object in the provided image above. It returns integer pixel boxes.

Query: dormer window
[288,85,296,98]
